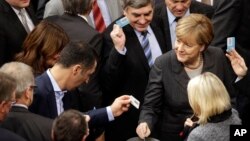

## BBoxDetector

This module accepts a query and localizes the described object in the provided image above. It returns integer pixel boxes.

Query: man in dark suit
[0,0,38,66]
[101,0,167,140]
[0,72,27,141]
[0,62,53,141]
[153,0,214,49]
[210,0,241,50]
[45,0,103,115]
[44,0,105,139]
[29,41,131,128]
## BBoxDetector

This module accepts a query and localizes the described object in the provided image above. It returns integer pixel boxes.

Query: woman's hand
[226,49,248,77]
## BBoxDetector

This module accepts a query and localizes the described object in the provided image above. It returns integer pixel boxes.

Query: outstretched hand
[226,49,248,77]
[110,95,131,117]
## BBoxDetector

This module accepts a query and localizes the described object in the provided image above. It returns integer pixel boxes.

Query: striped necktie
[141,31,153,67]
[92,0,106,32]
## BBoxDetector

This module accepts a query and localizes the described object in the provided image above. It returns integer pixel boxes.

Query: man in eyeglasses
[0,62,53,141]
[0,71,27,141]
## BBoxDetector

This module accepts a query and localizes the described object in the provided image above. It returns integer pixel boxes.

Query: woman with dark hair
[15,20,69,75]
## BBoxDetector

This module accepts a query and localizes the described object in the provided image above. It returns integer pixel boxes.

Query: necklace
[184,55,203,70]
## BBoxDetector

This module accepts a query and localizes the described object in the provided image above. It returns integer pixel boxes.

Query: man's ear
[72,64,82,75]
[24,88,30,99]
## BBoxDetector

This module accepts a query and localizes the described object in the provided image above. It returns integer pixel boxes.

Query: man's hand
[110,24,126,52]
[110,95,131,117]
[226,49,248,77]
[136,122,151,139]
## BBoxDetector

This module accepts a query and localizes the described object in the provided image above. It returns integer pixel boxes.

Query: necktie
[171,17,180,48]
[201,0,211,5]
[141,31,153,67]
[92,0,106,32]
[19,9,30,33]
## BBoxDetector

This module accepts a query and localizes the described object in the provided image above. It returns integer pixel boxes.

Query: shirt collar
[46,69,66,93]
[78,14,88,22]
[13,104,28,109]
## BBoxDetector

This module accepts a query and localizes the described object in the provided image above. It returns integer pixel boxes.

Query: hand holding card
[226,37,235,52]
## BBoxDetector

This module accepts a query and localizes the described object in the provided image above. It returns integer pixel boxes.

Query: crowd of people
[0,0,250,141]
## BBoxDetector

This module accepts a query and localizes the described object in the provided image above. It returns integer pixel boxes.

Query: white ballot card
[130,95,140,109]
[226,37,235,52]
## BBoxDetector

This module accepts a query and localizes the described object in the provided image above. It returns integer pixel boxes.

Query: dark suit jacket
[235,0,250,65]
[0,106,52,141]
[101,16,167,141]
[153,0,214,49]
[29,72,109,128]
[139,47,236,141]
[30,0,49,20]
[210,0,241,50]
[45,14,103,112]
[0,0,38,66]
[0,127,27,141]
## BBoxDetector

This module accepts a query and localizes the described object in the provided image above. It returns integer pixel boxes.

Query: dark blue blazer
[29,71,110,127]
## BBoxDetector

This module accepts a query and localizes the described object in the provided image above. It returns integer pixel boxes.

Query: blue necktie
[141,31,153,67]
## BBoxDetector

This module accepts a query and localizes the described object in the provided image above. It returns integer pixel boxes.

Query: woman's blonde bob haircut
[187,72,231,125]
[176,13,214,48]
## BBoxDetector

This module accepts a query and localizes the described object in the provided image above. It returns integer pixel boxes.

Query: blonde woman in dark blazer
[136,14,247,141]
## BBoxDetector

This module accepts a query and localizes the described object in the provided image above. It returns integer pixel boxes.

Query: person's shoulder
[28,112,54,123]
[206,46,224,55]
[0,128,27,141]
[155,50,175,64]
[190,1,214,18]
[35,71,52,93]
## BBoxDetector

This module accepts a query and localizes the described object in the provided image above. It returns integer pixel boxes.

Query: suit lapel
[201,48,215,72]
[42,73,59,118]
[171,51,190,90]
[4,2,28,34]
[160,6,172,50]
[123,25,151,72]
